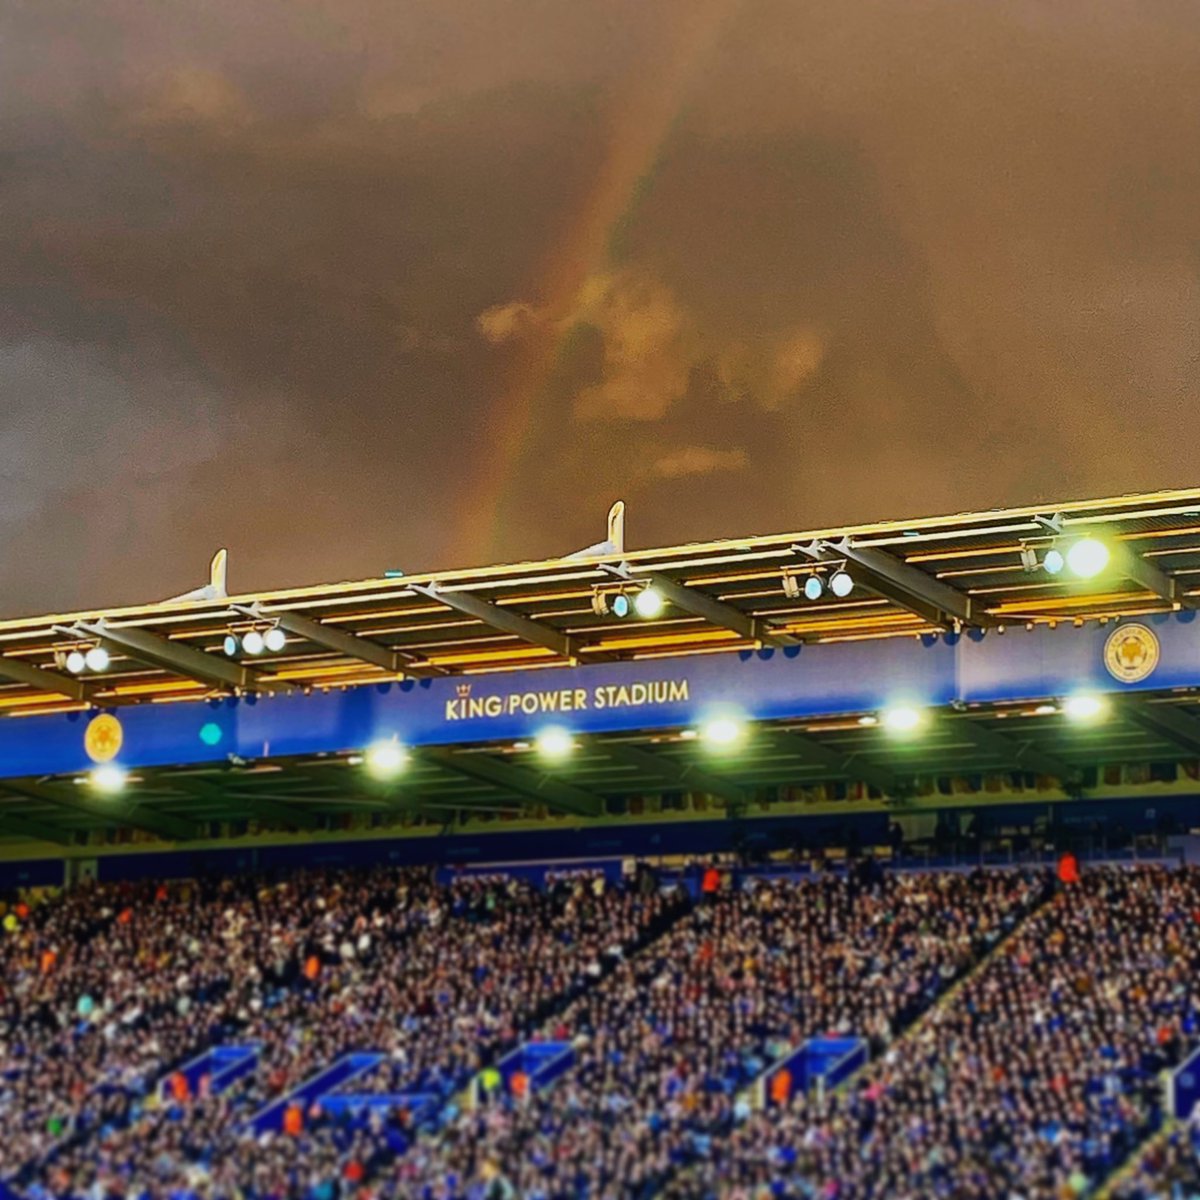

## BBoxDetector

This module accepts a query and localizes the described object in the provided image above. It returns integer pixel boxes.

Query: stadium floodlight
[1066,537,1109,579]
[611,592,631,618]
[242,629,266,656]
[634,585,665,619]
[1063,692,1105,722]
[857,714,879,727]
[535,725,574,759]
[803,575,824,601]
[263,626,287,653]
[365,739,408,778]
[591,590,610,617]
[84,646,110,673]
[829,569,854,599]
[65,649,88,675]
[881,704,923,734]
[678,728,699,740]
[90,763,128,794]
[1042,548,1065,576]
[782,574,802,600]
[700,713,745,748]
[1034,703,1058,716]
[222,633,240,657]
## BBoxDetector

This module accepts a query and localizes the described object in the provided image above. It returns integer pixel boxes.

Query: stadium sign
[0,614,1195,780]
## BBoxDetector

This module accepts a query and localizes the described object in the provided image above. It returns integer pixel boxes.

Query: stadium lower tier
[0,862,1197,1200]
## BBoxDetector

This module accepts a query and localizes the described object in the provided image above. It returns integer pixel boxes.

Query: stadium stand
[669,865,1200,1200]
[1110,1123,1200,1200]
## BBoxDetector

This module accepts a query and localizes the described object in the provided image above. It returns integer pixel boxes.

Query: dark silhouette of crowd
[2,859,1197,1200]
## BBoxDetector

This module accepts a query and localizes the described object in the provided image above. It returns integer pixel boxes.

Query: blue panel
[249,1052,383,1134]
[1172,1045,1200,1119]
[3,617,1197,779]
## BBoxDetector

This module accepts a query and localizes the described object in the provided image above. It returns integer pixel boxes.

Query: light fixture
[90,763,128,794]
[1066,537,1109,579]
[84,646,110,673]
[263,626,287,653]
[701,714,745,748]
[345,754,364,766]
[65,650,88,675]
[364,740,408,778]
[222,633,240,657]
[782,575,802,600]
[611,592,631,619]
[535,726,574,759]
[882,704,923,734]
[1042,548,1065,576]
[591,591,610,617]
[679,728,699,740]
[634,586,665,619]
[829,570,854,599]
[1034,703,1058,716]
[1063,693,1105,722]
[857,714,879,727]
[242,629,266,656]
[803,575,824,602]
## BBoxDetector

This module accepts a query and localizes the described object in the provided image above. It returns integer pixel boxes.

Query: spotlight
[365,740,408,778]
[242,630,265,656]
[829,570,854,599]
[591,591,610,617]
[634,586,665,619]
[535,726,574,759]
[857,714,879,727]
[65,650,87,675]
[90,763,127,794]
[803,575,824,602]
[1063,693,1105,722]
[222,634,240,657]
[611,593,631,619]
[1034,703,1058,716]
[782,575,802,600]
[701,714,744,748]
[679,728,699,740]
[84,646,110,673]
[1066,537,1109,579]
[1042,548,1065,576]
[882,705,923,734]
[263,626,287,653]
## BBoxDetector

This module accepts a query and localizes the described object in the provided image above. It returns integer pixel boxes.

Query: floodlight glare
[611,593,631,619]
[535,726,574,759]
[829,570,854,599]
[1063,693,1105,722]
[84,646,110,673]
[803,575,824,601]
[701,715,745,748]
[1066,537,1109,579]
[882,704,923,734]
[90,763,127,794]
[264,626,287,653]
[634,586,665,619]
[222,634,240,657]
[242,630,265,656]
[365,740,408,778]
[1042,548,1065,575]
[857,714,879,727]
[65,650,87,675]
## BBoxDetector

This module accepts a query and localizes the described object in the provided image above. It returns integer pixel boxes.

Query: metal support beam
[940,716,1080,784]
[163,774,323,832]
[766,728,899,796]
[795,539,992,629]
[421,748,602,817]
[0,808,75,845]
[1112,544,1189,608]
[602,742,749,807]
[602,565,799,648]
[231,603,441,677]
[1122,701,1200,756]
[410,584,577,661]
[70,620,289,694]
[2,779,198,842]
[0,655,90,703]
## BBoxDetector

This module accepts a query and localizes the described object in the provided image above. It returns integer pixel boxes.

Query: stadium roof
[2,486,1200,718]
[4,487,1200,849]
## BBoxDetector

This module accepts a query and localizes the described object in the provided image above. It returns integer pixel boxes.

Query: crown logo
[456,683,472,699]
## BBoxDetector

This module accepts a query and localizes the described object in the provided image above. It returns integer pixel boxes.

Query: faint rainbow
[452,0,741,564]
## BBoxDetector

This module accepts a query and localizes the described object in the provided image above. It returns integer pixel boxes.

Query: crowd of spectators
[384,865,1049,1199]
[1112,1121,1200,1200]
[3,867,682,1199]
[671,865,1200,1200]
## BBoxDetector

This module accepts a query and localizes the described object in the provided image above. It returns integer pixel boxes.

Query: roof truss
[410,584,577,661]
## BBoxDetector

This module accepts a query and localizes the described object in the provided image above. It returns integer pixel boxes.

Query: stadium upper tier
[2,487,1200,715]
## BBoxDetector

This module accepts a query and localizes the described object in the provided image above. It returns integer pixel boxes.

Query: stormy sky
[1,0,1198,614]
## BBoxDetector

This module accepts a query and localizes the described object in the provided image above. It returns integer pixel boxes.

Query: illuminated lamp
[701,714,745,748]
[65,650,87,675]
[84,646,110,672]
[1043,548,1065,576]
[264,626,287,653]
[803,575,824,602]
[223,633,240,657]
[634,586,665,619]
[535,726,574,759]
[1066,538,1109,579]
[242,630,265,656]
[365,740,408,778]
[90,763,127,794]
[1063,693,1105,722]
[881,704,923,734]
[611,593,631,619]
[829,570,854,599]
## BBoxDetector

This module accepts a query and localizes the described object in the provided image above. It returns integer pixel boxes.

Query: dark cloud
[0,0,1198,612]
